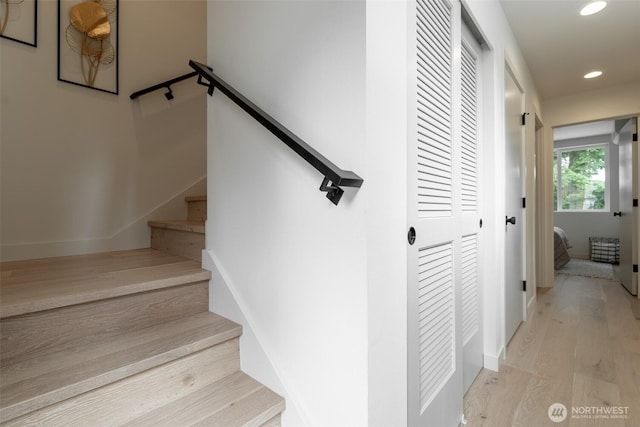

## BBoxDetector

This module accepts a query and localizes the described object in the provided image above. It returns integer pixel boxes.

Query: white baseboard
[1,177,206,262]
[483,346,504,372]
[527,294,537,320]
[202,250,307,427]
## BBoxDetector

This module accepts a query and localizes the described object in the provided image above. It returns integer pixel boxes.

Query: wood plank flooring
[464,273,640,427]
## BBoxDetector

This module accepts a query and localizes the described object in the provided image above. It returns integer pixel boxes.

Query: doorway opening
[547,117,638,295]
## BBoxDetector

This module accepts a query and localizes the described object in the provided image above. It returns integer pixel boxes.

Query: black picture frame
[57,0,119,95]
[0,0,38,47]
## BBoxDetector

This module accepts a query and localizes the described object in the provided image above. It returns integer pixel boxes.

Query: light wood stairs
[0,196,285,426]
[149,196,206,262]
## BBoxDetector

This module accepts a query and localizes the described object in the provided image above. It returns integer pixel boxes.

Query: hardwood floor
[464,273,640,427]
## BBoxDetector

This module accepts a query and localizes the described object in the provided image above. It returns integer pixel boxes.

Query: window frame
[554,142,610,212]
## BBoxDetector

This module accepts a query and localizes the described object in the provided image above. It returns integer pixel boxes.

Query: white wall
[206,2,367,426]
[0,0,207,261]
[541,82,640,277]
[543,82,640,127]
[366,2,408,426]
[555,213,620,259]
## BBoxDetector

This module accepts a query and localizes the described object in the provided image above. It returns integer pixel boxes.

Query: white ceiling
[500,0,640,100]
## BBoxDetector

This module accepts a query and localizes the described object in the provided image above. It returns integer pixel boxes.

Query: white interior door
[618,119,636,295]
[460,23,483,394]
[407,0,483,425]
[407,0,460,424]
[504,67,525,344]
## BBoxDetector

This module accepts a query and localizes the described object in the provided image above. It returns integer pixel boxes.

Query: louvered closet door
[407,0,481,425]
[460,22,483,394]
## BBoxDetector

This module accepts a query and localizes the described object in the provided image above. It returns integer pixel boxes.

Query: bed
[554,227,571,269]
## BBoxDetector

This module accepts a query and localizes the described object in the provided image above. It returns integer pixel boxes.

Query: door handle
[407,227,416,245]
[613,211,622,217]
[506,216,516,225]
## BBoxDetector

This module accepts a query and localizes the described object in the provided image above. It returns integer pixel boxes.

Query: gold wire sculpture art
[65,0,116,87]
[0,0,25,36]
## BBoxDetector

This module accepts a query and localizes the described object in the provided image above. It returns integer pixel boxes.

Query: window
[554,144,609,211]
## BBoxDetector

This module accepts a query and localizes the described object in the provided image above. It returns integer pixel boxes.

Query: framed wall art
[58,0,118,94]
[0,0,38,47]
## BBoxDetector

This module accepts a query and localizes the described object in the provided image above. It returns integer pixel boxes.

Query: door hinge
[634,199,638,207]
[633,133,638,142]
[522,197,526,208]
[522,280,527,292]
[521,112,530,126]
[634,265,638,273]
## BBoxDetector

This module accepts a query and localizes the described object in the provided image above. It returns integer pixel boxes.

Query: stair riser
[1,281,208,364]
[260,414,282,427]
[150,228,205,262]
[193,386,285,427]
[187,199,207,222]
[2,339,240,426]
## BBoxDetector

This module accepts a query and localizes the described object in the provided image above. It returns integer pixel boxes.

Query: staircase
[0,196,285,426]
[149,196,206,261]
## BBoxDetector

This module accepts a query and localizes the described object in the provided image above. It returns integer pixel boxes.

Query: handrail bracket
[196,74,216,95]
[319,178,344,206]
[130,70,199,100]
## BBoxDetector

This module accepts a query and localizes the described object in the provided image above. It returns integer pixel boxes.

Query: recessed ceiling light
[584,71,603,79]
[580,1,607,16]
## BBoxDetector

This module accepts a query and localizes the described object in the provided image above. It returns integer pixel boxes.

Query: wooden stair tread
[148,219,205,234]
[1,249,211,318]
[125,371,285,427]
[194,384,285,427]
[1,248,188,286]
[185,195,207,202]
[0,312,241,422]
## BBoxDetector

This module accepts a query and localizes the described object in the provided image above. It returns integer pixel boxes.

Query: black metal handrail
[189,60,363,205]
[130,71,198,100]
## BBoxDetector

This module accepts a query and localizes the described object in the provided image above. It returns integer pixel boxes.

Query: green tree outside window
[553,146,607,211]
